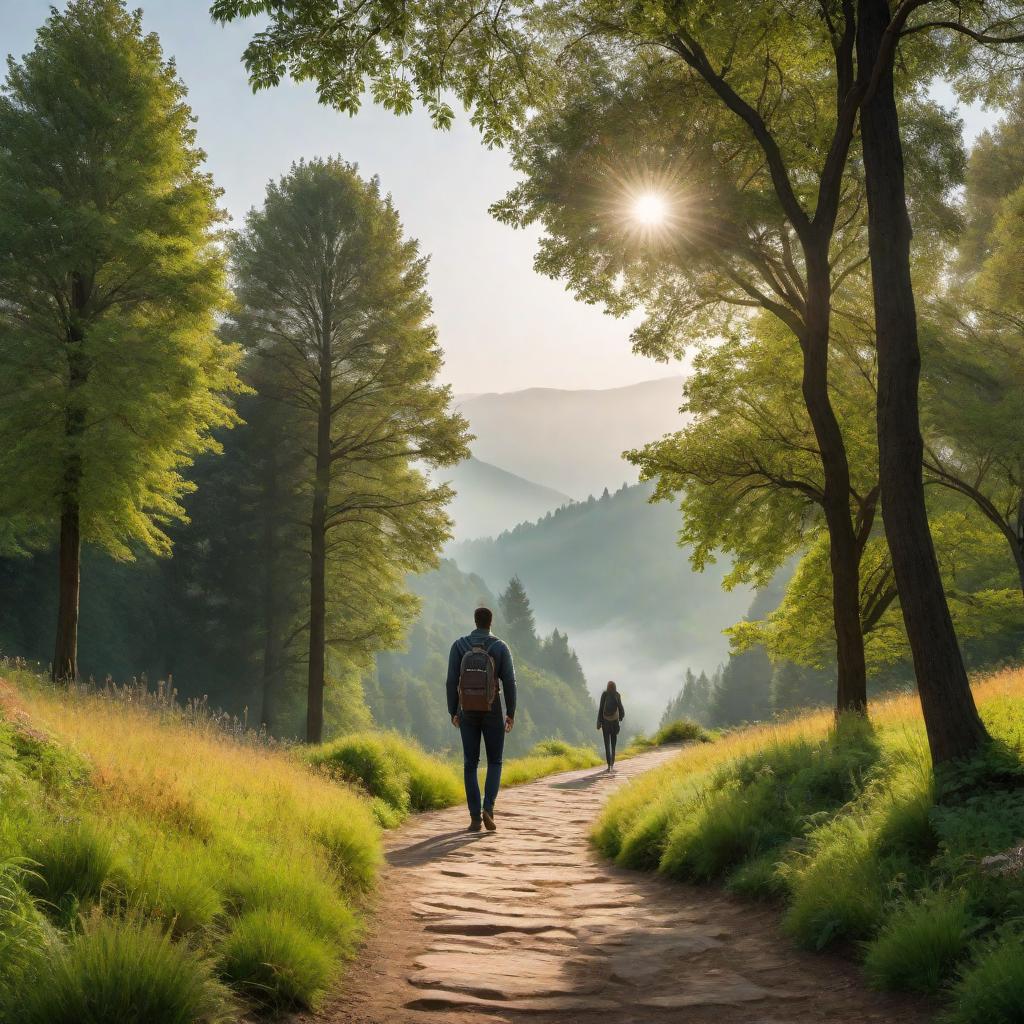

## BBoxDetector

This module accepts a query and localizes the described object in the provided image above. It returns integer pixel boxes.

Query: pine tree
[0,0,241,681]
[709,649,773,728]
[696,671,715,722]
[662,668,715,727]
[539,629,588,695]
[228,158,470,742]
[499,576,541,662]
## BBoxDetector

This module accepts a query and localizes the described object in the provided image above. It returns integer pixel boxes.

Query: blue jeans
[459,709,505,817]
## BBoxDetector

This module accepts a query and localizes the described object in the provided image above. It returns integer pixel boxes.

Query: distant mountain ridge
[455,377,687,499]
[439,457,571,542]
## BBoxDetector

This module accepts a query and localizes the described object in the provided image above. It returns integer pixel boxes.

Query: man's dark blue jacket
[446,628,517,718]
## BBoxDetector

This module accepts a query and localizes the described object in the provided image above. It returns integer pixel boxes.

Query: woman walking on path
[597,681,625,770]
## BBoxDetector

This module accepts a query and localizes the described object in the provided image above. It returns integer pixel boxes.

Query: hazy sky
[1,2,1000,394]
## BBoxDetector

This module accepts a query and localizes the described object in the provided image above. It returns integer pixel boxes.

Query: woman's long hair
[606,680,617,693]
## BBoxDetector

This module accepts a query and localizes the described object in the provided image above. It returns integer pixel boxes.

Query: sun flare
[632,192,669,227]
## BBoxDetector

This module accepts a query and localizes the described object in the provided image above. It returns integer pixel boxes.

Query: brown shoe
[468,816,482,832]
[481,809,497,832]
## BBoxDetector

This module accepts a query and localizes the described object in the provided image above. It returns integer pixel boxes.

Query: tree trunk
[260,452,281,732]
[1013,534,1024,601]
[857,0,989,763]
[1016,497,1024,598]
[52,274,88,684]
[306,310,333,745]
[803,251,868,714]
[52,499,81,683]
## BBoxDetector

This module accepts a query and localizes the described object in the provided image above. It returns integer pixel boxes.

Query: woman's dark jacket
[597,690,625,734]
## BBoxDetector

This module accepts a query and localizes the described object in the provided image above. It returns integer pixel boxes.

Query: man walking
[447,606,516,832]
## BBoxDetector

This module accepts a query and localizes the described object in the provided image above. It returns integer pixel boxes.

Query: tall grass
[0,665,380,1017]
[0,664,628,1020]
[12,917,233,1024]
[594,667,1024,1019]
[946,931,1024,1024]
[24,819,116,922]
[310,733,608,823]
[220,909,333,1011]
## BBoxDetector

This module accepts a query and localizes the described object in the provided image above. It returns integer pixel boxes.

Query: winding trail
[310,747,928,1024]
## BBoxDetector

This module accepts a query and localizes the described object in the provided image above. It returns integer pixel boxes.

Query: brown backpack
[458,640,500,712]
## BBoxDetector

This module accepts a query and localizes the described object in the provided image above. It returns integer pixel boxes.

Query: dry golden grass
[17,679,379,869]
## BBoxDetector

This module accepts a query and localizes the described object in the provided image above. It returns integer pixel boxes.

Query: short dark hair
[474,606,493,629]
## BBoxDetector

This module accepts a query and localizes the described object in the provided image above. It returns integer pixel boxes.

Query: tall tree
[539,628,588,695]
[852,0,1024,762]
[0,0,240,682]
[228,159,469,743]
[499,576,541,662]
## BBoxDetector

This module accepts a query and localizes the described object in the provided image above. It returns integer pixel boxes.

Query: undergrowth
[501,738,603,785]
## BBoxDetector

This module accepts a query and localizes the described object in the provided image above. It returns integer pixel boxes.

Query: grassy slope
[0,666,381,1020]
[594,667,1024,1023]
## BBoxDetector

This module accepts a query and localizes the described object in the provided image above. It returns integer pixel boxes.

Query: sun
[632,192,670,227]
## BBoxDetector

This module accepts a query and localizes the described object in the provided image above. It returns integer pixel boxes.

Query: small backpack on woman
[602,692,620,722]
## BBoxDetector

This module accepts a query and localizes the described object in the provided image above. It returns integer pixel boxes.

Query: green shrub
[120,856,223,937]
[13,917,232,1024]
[616,800,678,871]
[219,856,358,949]
[220,909,334,1011]
[368,797,404,829]
[309,732,460,821]
[661,777,786,880]
[529,738,579,757]
[405,755,463,811]
[653,719,712,746]
[658,721,881,885]
[864,890,973,994]
[24,820,115,919]
[311,734,410,811]
[310,810,381,892]
[945,932,1024,1024]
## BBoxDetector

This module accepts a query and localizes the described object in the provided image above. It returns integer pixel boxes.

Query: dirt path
[310,748,929,1024]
